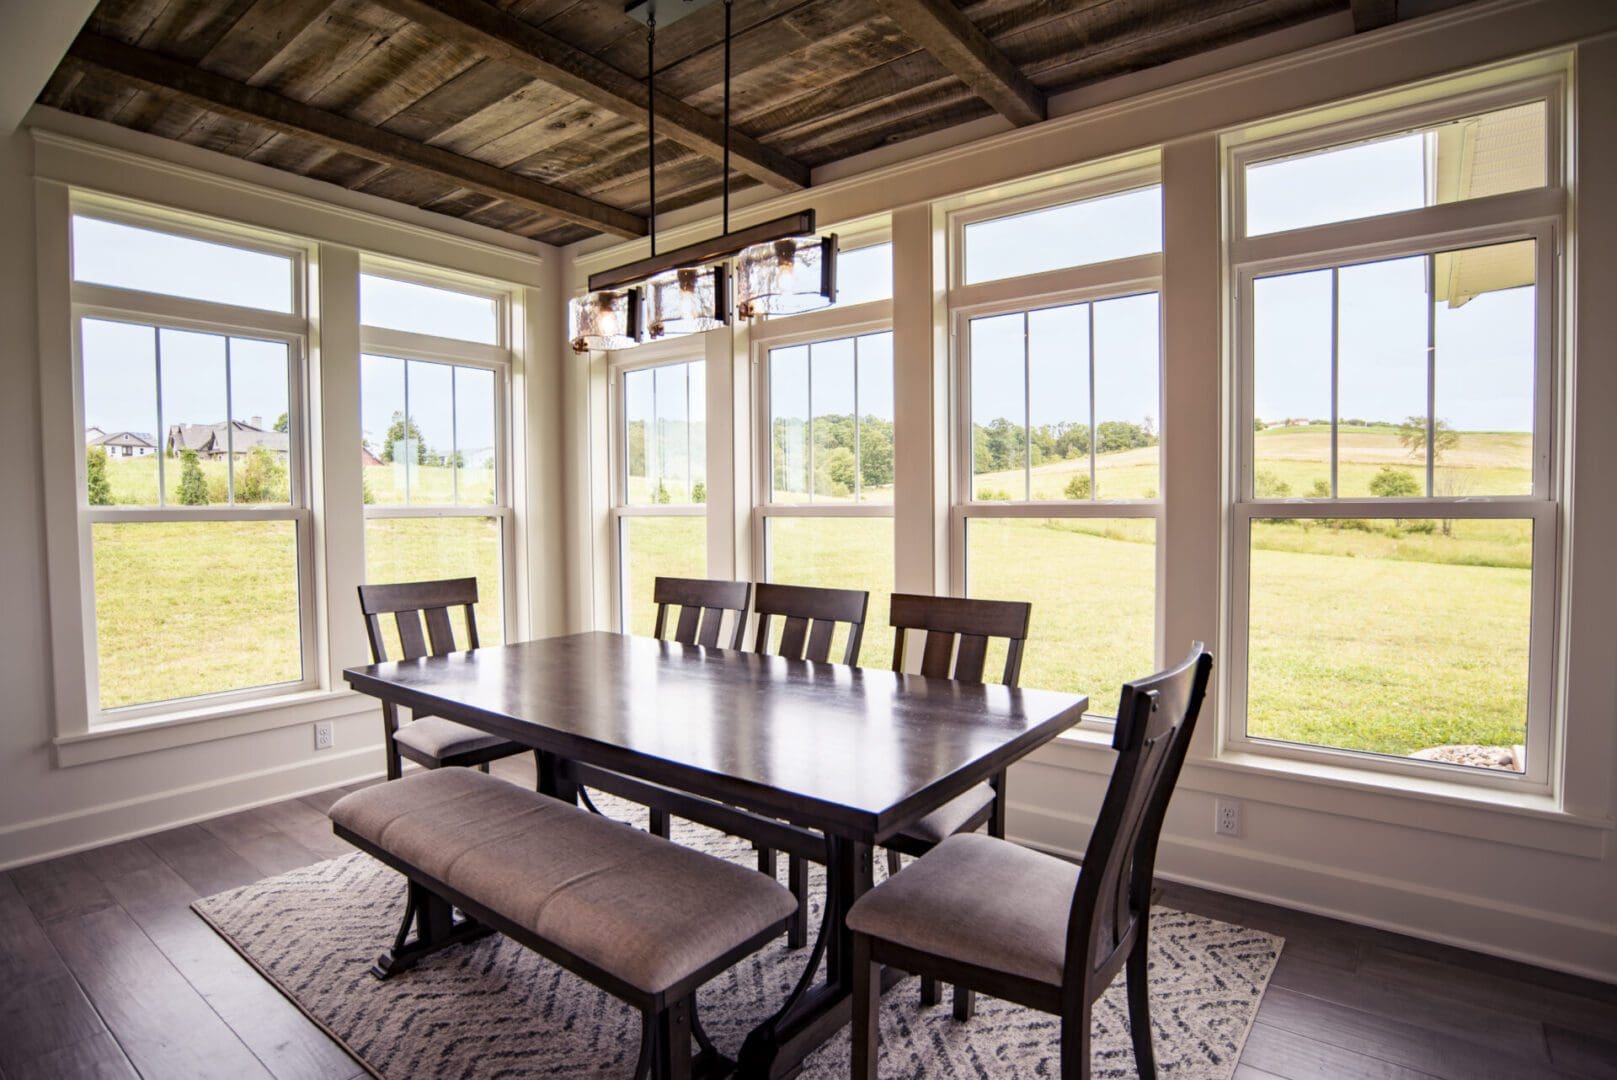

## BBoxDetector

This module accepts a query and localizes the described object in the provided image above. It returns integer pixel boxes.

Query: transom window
[72,214,296,314]
[962,184,1162,285]
[360,271,501,345]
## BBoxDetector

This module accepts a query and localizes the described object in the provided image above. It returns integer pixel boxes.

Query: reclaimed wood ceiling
[37,0,1373,247]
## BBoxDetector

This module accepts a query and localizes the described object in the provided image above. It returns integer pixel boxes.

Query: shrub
[1369,466,1420,498]
[1064,473,1092,499]
[653,480,672,504]
[236,447,287,503]
[176,449,209,506]
[1256,469,1292,498]
[1310,478,1332,498]
[691,481,706,504]
[86,446,112,505]
[977,488,1011,501]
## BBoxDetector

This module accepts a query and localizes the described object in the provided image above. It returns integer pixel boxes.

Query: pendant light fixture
[572,0,836,352]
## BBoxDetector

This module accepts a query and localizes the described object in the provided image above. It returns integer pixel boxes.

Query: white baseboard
[0,747,384,870]
[1009,801,1617,986]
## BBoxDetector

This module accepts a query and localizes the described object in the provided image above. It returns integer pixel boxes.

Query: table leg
[535,750,579,805]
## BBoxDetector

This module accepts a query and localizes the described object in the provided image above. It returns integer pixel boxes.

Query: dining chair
[884,591,1033,1017]
[357,578,533,783]
[847,643,1214,1080]
[750,580,870,946]
[651,576,752,650]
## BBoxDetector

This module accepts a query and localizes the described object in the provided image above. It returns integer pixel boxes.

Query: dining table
[343,630,1088,1078]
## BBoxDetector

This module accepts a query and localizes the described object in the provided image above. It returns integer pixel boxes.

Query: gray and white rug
[194,795,1281,1078]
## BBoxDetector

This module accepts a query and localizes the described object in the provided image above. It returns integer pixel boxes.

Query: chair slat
[697,607,724,648]
[648,577,751,650]
[778,616,810,660]
[364,613,388,663]
[674,604,703,644]
[954,634,989,683]
[423,606,457,655]
[395,609,428,659]
[805,619,836,663]
[919,630,956,679]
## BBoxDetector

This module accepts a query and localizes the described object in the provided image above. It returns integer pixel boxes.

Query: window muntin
[963,185,1162,285]
[1250,240,1536,501]
[360,272,500,345]
[360,355,499,507]
[767,331,894,504]
[72,215,295,313]
[1243,101,1548,236]
[623,360,705,505]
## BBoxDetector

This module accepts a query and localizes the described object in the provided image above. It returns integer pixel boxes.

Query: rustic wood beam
[875,0,1045,127]
[1350,0,1398,32]
[65,31,647,239]
[370,0,810,192]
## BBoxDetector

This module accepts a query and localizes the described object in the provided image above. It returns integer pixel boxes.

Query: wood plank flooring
[3,755,1613,1079]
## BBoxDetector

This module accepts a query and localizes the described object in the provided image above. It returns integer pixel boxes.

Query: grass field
[89,427,1533,766]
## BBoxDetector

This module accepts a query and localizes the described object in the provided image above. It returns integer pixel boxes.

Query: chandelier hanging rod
[586,209,816,294]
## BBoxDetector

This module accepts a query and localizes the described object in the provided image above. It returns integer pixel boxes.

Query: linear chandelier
[570,0,837,353]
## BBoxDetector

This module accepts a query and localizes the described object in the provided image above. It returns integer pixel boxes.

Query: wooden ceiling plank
[368,0,810,190]
[199,0,345,83]
[66,30,646,237]
[875,0,1045,126]
[1351,0,1397,32]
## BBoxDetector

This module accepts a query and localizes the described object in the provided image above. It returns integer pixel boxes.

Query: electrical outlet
[314,720,334,751]
[1215,799,1241,837]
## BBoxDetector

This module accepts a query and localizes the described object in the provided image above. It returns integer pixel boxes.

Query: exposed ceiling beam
[64,31,646,239]
[370,0,811,192]
[1350,0,1398,32]
[875,0,1045,127]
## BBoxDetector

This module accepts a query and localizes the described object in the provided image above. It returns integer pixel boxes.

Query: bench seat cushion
[330,769,797,996]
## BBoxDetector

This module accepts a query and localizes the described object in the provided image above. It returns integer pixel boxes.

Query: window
[73,216,313,716]
[360,271,511,658]
[1230,90,1559,785]
[832,241,893,307]
[962,185,1162,285]
[613,358,707,636]
[758,330,895,667]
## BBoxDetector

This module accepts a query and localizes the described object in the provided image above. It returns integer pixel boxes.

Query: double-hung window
[949,173,1164,715]
[358,268,512,657]
[1227,84,1563,786]
[72,211,316,717]
[611,351,707,636]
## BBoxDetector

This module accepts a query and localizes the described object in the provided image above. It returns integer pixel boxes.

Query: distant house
[88,430,157,458]
[167,417,289,459]
[361,445,384,468]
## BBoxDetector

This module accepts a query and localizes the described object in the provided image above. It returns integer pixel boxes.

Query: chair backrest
[651,576,751,650]
[357,578,480,663]
[750,582,869,665]
[888,593,1032,686]
[1064,643,1213,1001]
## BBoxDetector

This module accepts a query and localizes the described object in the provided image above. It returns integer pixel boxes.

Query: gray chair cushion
[897,782,995,846]
[392,716,517,761]
[847,832,1078,986]
[331,769,798,996]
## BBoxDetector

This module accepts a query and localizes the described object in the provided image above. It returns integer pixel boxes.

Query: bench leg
[370,881,493,980]
[651,996,693,1080]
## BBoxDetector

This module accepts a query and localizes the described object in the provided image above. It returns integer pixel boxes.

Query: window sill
[54,688,373,767]
[1040,729,1612,858]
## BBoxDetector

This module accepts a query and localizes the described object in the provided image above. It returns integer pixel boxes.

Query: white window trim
[1223,86,1568,793]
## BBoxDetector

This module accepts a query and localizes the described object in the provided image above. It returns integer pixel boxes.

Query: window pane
[689,363,707,501]
[1246,517,1531,772]
[970,312,1026,501]
[835,243,893,306]
[770,345,811,504]
[967,518,1156,716]
[624,362,703,506]
[653,363,691,503]
[1338,257,1428,498]
[229,338,292,505]
[857,332,895,502]
[454,366,497,505]
[1027,304,1089,502]
[160,329,229,506]
[82,319,159,506]
[1245,102,1547,236]
[72,216,294,313]
[361,354,407,506]
[360,273,498,344]
[364,517,504,658]
[1092,294,1161,500]
[620,516,708,637]
[964,185,1162,285]
[1434,240,1535,497]
[1253,270,1333,498]
[811,338,855,501]
[92,521,303,710]
[767,517,894,670]
[405,359,456,504]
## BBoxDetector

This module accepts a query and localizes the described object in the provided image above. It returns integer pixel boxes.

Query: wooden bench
[330,768,798,1079]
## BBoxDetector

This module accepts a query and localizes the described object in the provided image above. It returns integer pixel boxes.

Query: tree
[1397,415,1460,461]
[653,480,672,504]
[1309,478,1332,498]
[382,412,426,464]
[859,419,894,489]
[176,449,209,505]
[273,412,289,433]
[1254,417,1268,432]
[1369,466,1420,498]
[691,481,706,504]
[1064,472,1091,499]
[236,447,287,503]
[86,446,112,505]
[1256,469,1292,498]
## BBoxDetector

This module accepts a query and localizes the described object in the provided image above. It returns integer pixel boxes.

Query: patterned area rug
[194,794,1282,1078]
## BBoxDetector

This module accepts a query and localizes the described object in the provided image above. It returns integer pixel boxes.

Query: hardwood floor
[3,756,1613,1079]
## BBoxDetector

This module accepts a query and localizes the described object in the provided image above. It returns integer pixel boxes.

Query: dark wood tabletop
[343,631,1088,845]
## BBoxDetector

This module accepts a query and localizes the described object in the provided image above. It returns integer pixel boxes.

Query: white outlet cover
[314,721,334,750]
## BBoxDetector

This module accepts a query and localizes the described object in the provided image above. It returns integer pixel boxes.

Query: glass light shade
[647,265,727,339]
[570,288,640,353]
[736,235,837,318]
